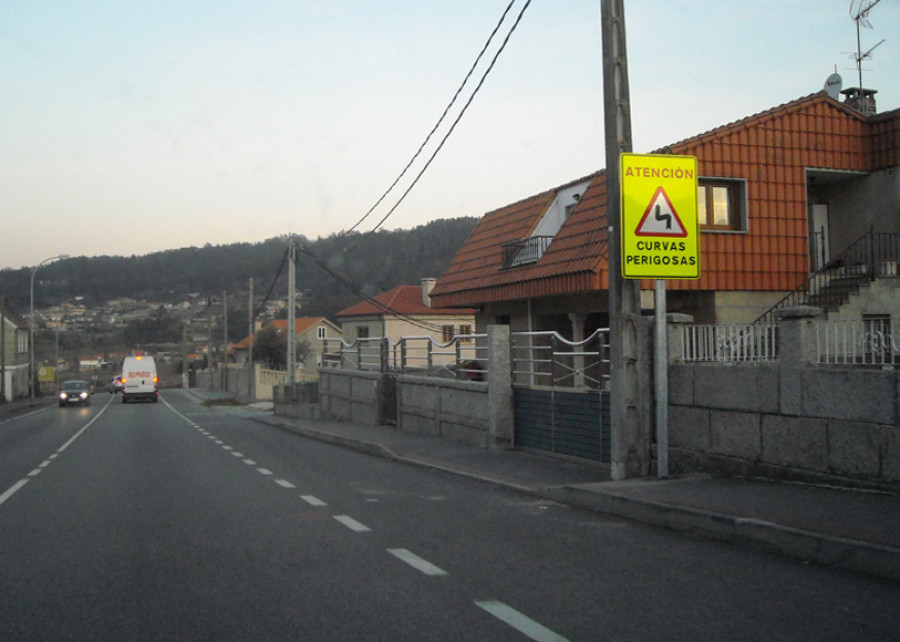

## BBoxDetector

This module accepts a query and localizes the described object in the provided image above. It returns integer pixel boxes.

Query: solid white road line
[0,479,29,507]
[387,548,448,576]
[333,515,371,532]
[300,495,327,506]
[1,402,110,511]
[475,601,570,642]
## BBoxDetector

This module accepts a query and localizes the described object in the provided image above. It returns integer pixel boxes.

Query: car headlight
[59,392,68,400]
[80,392,89,399]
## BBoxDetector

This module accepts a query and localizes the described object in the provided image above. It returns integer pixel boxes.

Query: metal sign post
[620,153,699,478]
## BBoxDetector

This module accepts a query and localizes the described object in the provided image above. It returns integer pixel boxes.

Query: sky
[2,0,898,270]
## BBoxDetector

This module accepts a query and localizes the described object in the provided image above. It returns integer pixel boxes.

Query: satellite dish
[824,73,842,99]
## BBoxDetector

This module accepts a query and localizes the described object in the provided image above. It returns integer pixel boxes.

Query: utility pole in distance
[287,238,297,392]
[601,0,648,479]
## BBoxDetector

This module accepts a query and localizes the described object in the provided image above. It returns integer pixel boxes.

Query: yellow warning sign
[620,153,700,279]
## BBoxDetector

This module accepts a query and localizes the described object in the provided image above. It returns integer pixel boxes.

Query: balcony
[501,236,554,269]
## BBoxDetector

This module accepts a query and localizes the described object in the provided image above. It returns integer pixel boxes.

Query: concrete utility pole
[1,295,6,402]
[601,0,648,479]
[287,238,297,388]
[223,291,228,356]
[248,277,254,366]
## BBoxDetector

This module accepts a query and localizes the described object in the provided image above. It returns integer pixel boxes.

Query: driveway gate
[511,330,611,463]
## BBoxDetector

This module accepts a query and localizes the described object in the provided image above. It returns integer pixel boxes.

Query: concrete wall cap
[774,306,823,320]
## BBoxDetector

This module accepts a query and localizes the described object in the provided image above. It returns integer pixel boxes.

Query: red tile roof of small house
[430,92,899,308]
[336,285,474,318]
[230,317,328,352]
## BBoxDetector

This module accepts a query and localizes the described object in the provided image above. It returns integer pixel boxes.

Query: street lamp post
[54,296,84,387]
[30,254,69,400]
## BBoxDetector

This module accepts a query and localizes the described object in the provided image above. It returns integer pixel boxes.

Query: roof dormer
[501,179,590,268]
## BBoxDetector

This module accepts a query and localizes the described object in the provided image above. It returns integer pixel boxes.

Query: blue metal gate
[513,386,610,462]
[511,329,611,462]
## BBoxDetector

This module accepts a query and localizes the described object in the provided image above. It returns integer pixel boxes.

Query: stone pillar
[665,313,694,364]
[486,324,514,449]
[775,306,822,416]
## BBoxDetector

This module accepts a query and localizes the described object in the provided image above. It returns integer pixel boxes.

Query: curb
[542,485,900,584]
[256,412,900,583]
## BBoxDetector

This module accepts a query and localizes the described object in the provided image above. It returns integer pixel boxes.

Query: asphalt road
[1,389,898,641]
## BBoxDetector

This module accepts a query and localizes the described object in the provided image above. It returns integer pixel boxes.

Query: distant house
[230,316,341,377]
[430,90,900,336]
[336,279,476,347]
[0,306,30,402]
[79,356,105,370]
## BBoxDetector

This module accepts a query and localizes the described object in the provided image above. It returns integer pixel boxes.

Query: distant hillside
[0,217,479,320]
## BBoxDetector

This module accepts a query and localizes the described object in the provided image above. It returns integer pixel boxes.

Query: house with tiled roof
[230,316,340,377]
[0,306,30,402]
[336,279,476,347]
[430,91,900,336]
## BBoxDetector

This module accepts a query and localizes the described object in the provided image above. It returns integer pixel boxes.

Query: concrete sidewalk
[224,402,900,583]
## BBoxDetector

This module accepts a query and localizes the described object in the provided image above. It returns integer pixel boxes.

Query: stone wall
[668,310,900,487]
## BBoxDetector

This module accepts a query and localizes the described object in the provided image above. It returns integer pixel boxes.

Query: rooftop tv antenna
[848,0,885,89]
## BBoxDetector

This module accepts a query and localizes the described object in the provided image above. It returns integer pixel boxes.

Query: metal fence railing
[321,334,489,380]
[681,323,779,363]
[817,319,899,366]
[511,329,611,390]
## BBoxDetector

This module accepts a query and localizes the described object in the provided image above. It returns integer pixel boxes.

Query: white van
[121,355,159,403]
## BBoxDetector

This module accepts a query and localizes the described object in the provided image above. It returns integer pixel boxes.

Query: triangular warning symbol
[634,186,688,237]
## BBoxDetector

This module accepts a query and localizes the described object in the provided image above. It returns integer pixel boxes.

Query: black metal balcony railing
[501,236,554,268]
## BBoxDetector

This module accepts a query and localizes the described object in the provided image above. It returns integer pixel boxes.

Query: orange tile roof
[336,285,474,318]
[231,317,326,351]
[431,92,898,308]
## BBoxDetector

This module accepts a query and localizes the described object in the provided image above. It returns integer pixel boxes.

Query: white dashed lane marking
[300,495,327,507]
[475,601,571,642]
[275,479,296,489]
[333,515,371,532]
[387,548,448,576]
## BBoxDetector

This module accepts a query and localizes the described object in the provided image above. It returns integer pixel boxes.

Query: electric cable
[296,244,458,334]
[296,0,533,328]
[346,0,534,253]
[340,0,519,238]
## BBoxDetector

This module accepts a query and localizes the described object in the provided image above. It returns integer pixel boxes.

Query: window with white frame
[317,326,327,339]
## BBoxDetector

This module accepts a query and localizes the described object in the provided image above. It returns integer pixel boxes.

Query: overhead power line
[345,0,534,253]
[341,0,520,238]
[296,244,454,334]
[298,0,534,326]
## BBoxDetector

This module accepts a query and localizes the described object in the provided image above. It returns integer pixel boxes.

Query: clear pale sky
[2,1,897,270]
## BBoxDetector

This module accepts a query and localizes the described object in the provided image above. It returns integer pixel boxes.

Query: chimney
[421,278,436,308]
[841,87,878,116]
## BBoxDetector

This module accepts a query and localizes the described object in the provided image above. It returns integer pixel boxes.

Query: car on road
[108,376,124,394]
[59,380,92,407]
